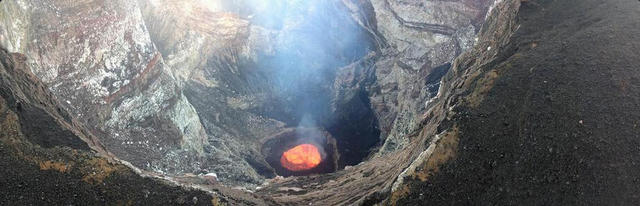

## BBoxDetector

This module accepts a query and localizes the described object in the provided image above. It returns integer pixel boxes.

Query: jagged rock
[0,0,215,180]
[336,0,495,155]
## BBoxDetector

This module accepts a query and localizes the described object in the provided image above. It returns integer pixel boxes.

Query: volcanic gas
[280,144,322,171]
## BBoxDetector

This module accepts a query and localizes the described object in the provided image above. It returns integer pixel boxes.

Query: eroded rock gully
[3,0,640,205]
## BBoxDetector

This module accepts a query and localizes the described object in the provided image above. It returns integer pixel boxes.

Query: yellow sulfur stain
[389,126,460,205]
[389,185,410,206]
[211,196,225,206]
[414,126,459,181]
[39,160,71,173]
[467,69,500,107]
[81,158,122,184]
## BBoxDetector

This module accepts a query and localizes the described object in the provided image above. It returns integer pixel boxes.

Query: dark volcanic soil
[398,0,640,205]
[0,147,215,205]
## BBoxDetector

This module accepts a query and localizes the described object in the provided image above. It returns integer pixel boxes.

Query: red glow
[280,144,322,171]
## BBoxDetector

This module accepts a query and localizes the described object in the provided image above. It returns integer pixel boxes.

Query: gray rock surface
[337,0,494,155]
[0,0,209,180]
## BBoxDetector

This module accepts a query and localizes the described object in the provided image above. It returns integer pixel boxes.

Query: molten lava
[280,144,322,171]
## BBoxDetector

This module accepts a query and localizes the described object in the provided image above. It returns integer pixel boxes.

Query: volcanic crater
[4,0,639,205]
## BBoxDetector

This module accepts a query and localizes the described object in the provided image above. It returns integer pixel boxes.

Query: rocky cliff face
[0,0,212,180]
[0,47,235,205]
[337,0,494,156]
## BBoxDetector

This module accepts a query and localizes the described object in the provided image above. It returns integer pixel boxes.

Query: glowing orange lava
[280,144,322,171]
